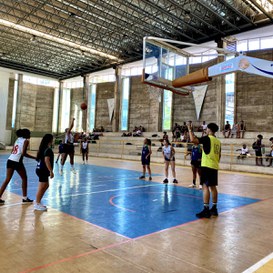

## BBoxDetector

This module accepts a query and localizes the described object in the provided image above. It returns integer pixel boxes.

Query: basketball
[80,102,87,110]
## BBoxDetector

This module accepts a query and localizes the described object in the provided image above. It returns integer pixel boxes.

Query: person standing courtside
[139,138,152,180]
[59,118,76,175]
[0,129,36,204]
[34,134,54,211]
[80,138,89,164]
[188,122,221,218]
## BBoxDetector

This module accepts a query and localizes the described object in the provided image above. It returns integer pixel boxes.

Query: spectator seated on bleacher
[121,132,132,137]
[230,123,238,138]
[238,120,246,138]
[93,126,105,133]
[197,121,207,136]
[222,121,231,138]
[236,144,250,159]
[172,123,180,139]
[132,126,144,137]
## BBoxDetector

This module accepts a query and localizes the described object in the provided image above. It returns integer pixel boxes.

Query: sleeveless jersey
[163,145,172,159]
[8,137,26,162]
[191,145,202,161]
[65,133,74,144]
[82,142,88,149]
[142,145,150,160]
[201,135,221,170]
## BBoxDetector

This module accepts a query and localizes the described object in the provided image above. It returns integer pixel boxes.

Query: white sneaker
[188,184,196,188]
[34,203,47,211]
[199,185,203,190]
[71,168,76,174]
[59,169,63,175]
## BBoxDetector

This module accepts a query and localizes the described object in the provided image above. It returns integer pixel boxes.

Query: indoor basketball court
[1,1,273,273]
[1,154,273,273]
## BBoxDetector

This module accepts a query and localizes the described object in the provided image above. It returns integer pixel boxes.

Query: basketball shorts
[200,167,218,186]
[191,160,201,168]
[142,157,150,166]
[165,156,175,162]
[63,144,75,154]
[36,168,50,182]
[7,159,25,172]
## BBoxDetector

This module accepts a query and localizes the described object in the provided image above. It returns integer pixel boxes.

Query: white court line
[0,202,26,208]
[242,252,273,273]
[44,183,162,201]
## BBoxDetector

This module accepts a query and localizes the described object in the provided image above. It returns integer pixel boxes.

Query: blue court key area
[0,155,260,238]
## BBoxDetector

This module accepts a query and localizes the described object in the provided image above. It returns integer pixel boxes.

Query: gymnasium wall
[0,70,12,144]
[95,81,115,132]
[129,76,161,132]
[236,49,273,132]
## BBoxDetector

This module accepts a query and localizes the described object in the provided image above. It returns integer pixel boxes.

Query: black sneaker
[163,178,169,184]
[0,199,5,204]
[149,177,152,181]
[196,208,211,218]
[210,207,219,216]
[139,175,145,179]
[173,179,178,184]
[22,197,33,204]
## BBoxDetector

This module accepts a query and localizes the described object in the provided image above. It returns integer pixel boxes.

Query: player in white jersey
[0,129,36,204]
[59,118,76,175]
[80,138,89,164]
[162,139,178,184]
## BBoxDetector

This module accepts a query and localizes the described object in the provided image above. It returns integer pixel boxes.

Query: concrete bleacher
[25,131,273,175]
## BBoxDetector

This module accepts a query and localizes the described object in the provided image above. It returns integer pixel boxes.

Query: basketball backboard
[142,37,192,96]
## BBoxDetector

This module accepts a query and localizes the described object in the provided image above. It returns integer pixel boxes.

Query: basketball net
[147,85,163,102]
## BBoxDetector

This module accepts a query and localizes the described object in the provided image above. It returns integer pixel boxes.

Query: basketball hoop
[147,85,163,102]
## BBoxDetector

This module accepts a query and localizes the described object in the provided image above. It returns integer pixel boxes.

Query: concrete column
[15,74,23,130]
[215,39,226,130]
[112,66,121,132]
[82,74,89,132]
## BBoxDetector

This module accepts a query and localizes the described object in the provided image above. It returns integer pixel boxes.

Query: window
[88,84,96,131]
[120,78,130,131]
[248,38,260,51]
[224,55,235,126]
[162,67,173,131]
[162,90,172,130]
[260,36,273,49]
[60,88,71,132]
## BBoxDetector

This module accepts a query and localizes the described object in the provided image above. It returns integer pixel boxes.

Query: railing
[71,139,273,172]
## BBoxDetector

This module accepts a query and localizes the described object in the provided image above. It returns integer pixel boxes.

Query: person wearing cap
[187,122,221,218]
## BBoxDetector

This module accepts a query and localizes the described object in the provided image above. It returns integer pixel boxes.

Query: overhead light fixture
[0,18,122,61]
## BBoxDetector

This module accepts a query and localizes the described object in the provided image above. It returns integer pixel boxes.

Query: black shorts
[191,160,201,168]
[142,157,150,166]
[36,169,50,183]
[7,159,25,171]
[165,156,175,162]
[200,167,218,187]
[82,148,88,154]
[63,144,75,154]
